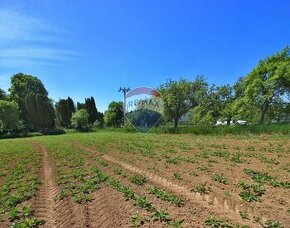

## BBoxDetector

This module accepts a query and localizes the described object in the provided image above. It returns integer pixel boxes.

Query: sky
[0,0,289,112]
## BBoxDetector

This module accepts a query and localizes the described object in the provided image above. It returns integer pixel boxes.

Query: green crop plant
[148,186,185,207]
[130,175,148,186]
[263,220,284,228]
[131,213,146,227]
[191,183,211,194]
[238,181,265,202]
[212,174,228,184]
[151,210,171,222]
[166,157,181,165]
[173,173,182,180]
[244,168,289,188]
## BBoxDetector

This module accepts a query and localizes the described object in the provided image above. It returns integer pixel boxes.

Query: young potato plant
[46,142,105,204]
[205,215,249,228]
[238,181,265,202]
[131,213,146,227]
[130,175,148,186]
[93,167,185,226]
[173,173,182,180]
[0,141,42,227]
[244,168,289,188]
[168,219,185,228]
[191,183,211,194]
[262,220,284,228]
[166,156,181,165]
[148,186,185,207]
[212,174,229,185]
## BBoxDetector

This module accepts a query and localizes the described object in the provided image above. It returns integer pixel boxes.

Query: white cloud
[0,48,78,61]
[0,9,77,68]
[0,9,56,43]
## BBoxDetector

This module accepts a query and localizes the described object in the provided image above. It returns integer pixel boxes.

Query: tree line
[0,46,289,136]
[0,73,104,135]
[103,46,290,128]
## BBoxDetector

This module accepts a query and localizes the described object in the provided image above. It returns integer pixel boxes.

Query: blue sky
[0,0,289,112]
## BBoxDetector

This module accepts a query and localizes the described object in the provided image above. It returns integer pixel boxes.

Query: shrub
[71,109,90,131]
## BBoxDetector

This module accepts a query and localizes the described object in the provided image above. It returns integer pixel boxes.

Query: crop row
[0,141,43,227]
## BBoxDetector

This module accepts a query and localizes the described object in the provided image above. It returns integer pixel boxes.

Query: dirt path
[75,142,258,227]
[34,144,82,228]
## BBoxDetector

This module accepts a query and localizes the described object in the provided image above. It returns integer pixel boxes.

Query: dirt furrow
[86,187,113,228]
[34,144,82,228]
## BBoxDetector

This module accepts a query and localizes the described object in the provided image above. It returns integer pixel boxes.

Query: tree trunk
[260,102,269,124]
[260,110,266,124]
[227,117,231,125]
[174,118,179,128]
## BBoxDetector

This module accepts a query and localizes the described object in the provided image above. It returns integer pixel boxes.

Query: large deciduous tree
[104,101,124,127]
[0,100,20,132]
[159,76,208,128]
[9,73,48,122]
[243,46,290,124]
[9,73,55,129]
[25,93,55,130]
[0,89,6,100]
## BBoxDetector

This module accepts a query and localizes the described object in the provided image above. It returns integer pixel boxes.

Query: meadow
[0,132,289,227]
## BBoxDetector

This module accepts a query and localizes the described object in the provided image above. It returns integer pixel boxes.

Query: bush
[71,109,90,131]
[40,128,65,135]
[150,124,290,135]
[28,132,43,137]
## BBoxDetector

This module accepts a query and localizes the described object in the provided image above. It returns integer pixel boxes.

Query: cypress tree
[56,97,75,128]
[77,102,85,110]
[85,97,98,124]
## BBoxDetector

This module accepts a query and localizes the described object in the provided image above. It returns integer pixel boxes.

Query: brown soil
[72,134,290,227]
[86,185,135,228]
[34,144,84,228]
[34,143,160,228]
[75,142,258,227]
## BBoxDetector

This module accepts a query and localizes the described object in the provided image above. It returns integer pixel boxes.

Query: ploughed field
[0,132,289,227]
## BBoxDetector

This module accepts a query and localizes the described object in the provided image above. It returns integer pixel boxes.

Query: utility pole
[118,87,130,123]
